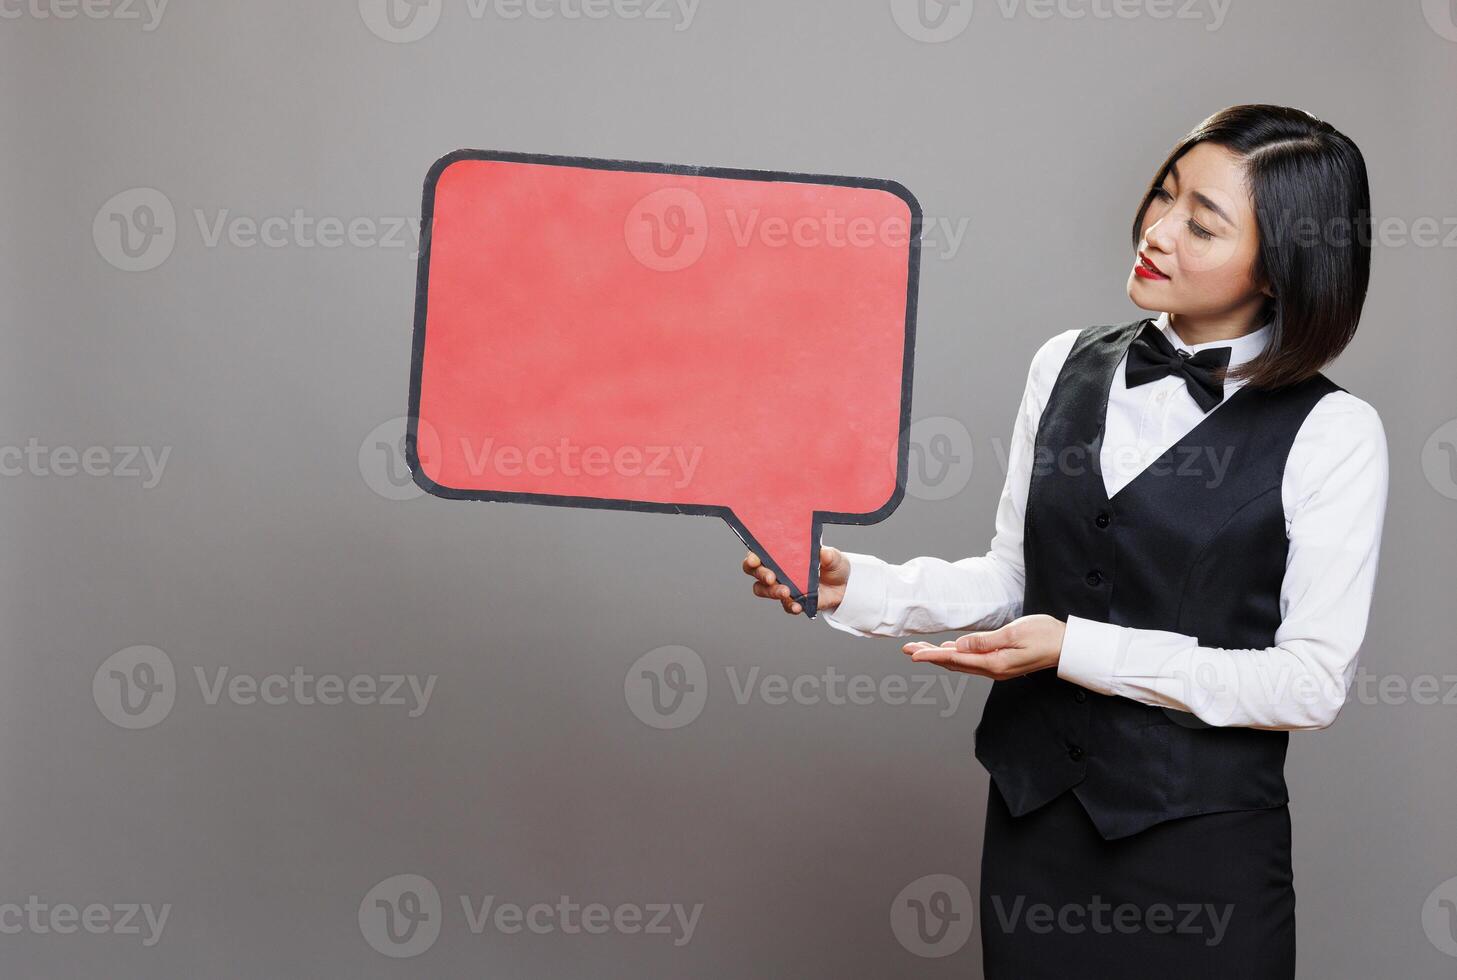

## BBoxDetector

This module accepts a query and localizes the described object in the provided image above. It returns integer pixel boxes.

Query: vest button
[1068,745,1084,762]
[1073,689,1087,703]
[1094,511,1111,528]
[1085,570,1103,587]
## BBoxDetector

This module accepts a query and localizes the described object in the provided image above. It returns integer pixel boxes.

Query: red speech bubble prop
[407,151,921,618]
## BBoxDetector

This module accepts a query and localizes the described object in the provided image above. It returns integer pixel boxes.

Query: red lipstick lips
[1135,251,1170,281]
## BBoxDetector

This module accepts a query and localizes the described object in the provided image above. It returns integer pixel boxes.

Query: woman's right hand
[742,546,851,616]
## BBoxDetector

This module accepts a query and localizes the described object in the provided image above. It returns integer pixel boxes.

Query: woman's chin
[1128,276,1173,309]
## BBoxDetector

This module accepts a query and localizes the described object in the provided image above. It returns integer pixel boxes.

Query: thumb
[956,627,1011,654]
[819,545,843,569]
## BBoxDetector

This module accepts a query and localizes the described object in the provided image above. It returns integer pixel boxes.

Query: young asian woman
[742,104,1387,979]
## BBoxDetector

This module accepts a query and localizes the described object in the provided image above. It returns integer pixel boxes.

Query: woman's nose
[1144,215,1176,254]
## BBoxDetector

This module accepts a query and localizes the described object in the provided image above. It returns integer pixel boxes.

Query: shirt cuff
[820,556,890,636]
[1056,615,1123,696]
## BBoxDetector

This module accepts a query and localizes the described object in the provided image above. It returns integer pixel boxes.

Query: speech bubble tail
[801,591,818,620]
[728,505,820,621]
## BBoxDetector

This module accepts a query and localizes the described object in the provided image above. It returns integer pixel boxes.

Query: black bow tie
[1125,321,1232,413]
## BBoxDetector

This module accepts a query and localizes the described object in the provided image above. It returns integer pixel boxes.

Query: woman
[742,105,1387,978]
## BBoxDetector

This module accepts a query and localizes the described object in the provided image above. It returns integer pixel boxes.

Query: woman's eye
[1186,219,1215,240]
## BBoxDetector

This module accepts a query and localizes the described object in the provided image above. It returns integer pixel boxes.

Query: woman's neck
[1167,300,1269,347]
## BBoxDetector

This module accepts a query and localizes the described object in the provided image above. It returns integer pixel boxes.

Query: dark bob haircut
[1131,104,1372,389]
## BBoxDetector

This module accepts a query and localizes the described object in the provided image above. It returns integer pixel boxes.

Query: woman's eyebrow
[1191,190,1236,228]
[1168,162,1237,227]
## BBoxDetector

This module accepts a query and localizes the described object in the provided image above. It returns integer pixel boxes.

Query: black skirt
[979,782,1295,979]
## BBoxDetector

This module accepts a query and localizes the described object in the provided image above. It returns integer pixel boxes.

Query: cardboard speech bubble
[407,150,921,618]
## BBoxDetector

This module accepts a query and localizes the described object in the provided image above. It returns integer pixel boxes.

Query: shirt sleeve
[821,329,1079,638]
[1056,391,1389,731]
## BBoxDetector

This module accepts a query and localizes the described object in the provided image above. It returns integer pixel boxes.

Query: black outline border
[406,149,923,619]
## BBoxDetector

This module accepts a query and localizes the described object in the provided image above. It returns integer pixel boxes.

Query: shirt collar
[1153,310,1271,385]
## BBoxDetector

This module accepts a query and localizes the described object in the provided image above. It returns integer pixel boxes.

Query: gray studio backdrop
[3,1,1455,977]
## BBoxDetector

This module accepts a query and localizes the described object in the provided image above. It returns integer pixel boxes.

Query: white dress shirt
[823,312,1389,731]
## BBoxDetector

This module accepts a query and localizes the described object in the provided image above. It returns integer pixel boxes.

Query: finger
[819,545,842,568]
[897,640,955,658]
[910,645,988,670]
[744,552,777,587]
[956,627,1012,654]
[745,559,780,582]
[906,646,987,675]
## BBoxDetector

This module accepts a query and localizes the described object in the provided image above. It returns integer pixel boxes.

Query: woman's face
[1127,141,1272,323]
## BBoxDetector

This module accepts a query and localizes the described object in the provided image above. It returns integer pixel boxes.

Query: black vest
[973,319,1342,840]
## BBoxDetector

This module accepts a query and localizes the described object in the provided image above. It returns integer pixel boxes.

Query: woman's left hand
[902,614,1067,680]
